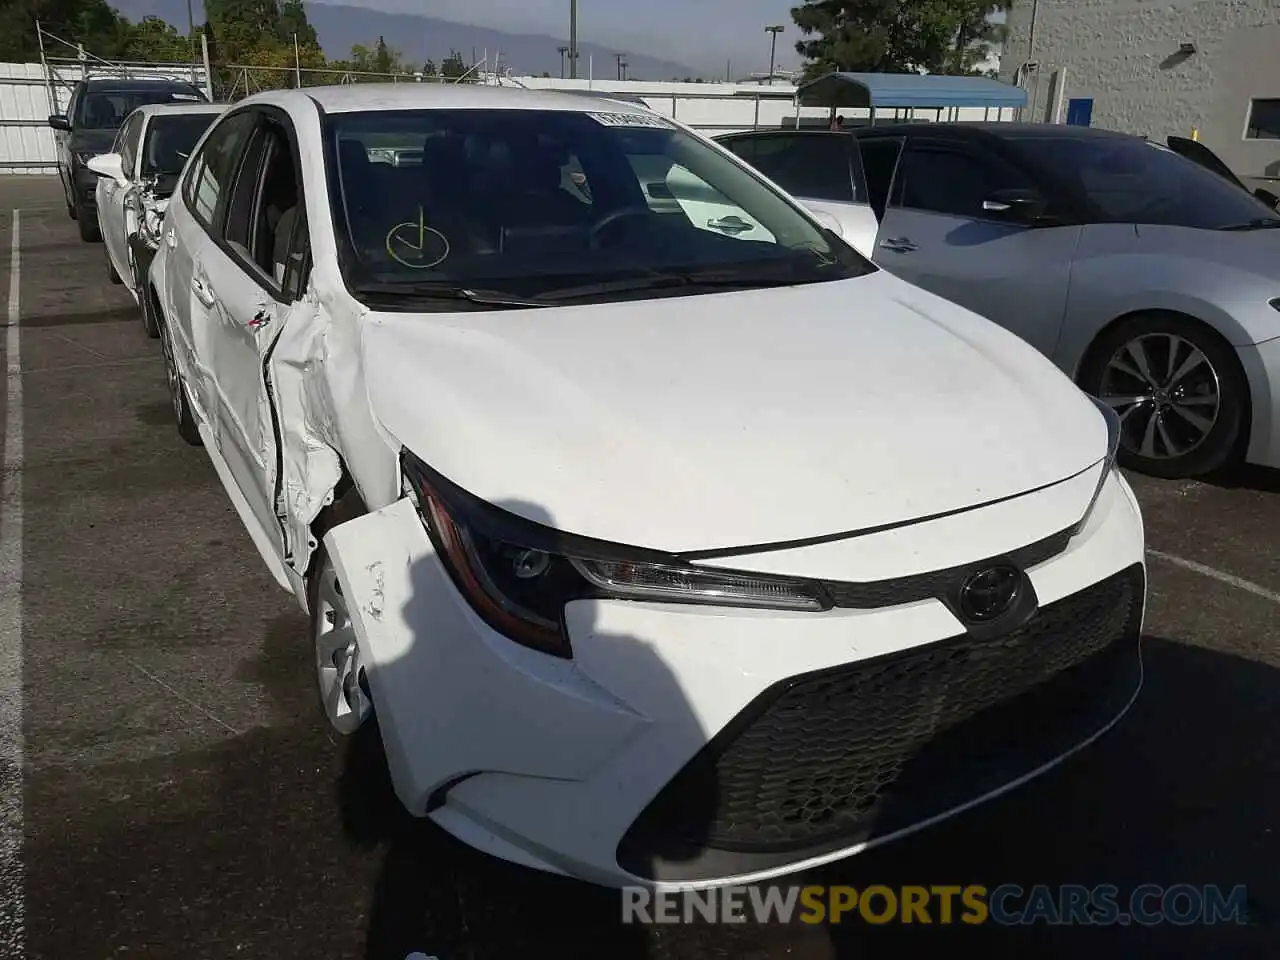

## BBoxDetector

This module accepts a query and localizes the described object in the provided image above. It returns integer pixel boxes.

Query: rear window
[1006,134,1274,229]
[723,134,868,204]
[76,86,206,130]
[141,113,218,176]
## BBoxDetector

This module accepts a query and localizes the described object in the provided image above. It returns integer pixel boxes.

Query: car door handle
[879,236,918,253]
[707,216,753,235]
[191,275,217,307]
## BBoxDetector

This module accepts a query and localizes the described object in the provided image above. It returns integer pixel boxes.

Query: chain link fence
[212,63,478,101]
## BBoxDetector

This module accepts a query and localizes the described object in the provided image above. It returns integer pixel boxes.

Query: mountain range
[108,0,706,80]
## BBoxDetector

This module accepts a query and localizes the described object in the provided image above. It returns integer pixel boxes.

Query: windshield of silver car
[322,108,875,308]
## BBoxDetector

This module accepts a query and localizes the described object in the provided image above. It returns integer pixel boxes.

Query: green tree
[372,36,399,74]
[422,59,438,77]
[790,0,1010,78]
[278,0,317,47]
[120,15,193,62]
[440,48,471,81]
[0,0,128,62]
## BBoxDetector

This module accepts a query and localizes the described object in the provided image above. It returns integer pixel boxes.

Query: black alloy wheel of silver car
[154,295,202,447]
[1080,312,1247,480]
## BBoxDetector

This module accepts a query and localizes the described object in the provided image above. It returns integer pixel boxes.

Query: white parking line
[0,209,24,955]
[1148,548,1280,605]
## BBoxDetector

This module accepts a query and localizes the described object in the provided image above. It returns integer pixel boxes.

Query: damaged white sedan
[86,101,225,336]
[147,84,1147,890]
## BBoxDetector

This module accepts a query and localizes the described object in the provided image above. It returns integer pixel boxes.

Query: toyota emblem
[958,565,1021,622]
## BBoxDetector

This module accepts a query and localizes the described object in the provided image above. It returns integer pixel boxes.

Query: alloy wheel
[313,554,372,735]
[159,327,184,427]
[1098,333,1221,461]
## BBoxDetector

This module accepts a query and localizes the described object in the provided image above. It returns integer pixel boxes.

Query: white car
[148,84,1147,890]
[87,102,226,333]
[714,128,882,257]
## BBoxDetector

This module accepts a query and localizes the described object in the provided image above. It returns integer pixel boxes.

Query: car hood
[361,271,1107,552]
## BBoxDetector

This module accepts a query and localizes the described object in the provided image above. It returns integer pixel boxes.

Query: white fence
[504,76,1017,135]
[0,63,1016,174]
[0,60,209,173]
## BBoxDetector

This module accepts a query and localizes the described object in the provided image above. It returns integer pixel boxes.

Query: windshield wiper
[1218,218,1280,231]
[531,268,819,303]
[351,281,548,308]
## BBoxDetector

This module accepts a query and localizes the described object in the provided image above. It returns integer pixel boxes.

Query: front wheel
[157,310,202,446]
[77,202,101,242]
[1079,313,1248,479]
[308,542,374,736]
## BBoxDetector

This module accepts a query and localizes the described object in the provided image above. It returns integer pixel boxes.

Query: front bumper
[73,166,97,208]
[1239,336,1280,469]
[325,468,1146,889]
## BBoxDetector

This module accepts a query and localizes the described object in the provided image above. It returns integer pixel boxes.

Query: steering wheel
[588,206,653,249]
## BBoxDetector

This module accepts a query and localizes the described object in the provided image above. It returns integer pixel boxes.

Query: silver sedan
[719,123,1280,480]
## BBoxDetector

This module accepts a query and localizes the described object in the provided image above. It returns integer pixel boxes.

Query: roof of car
[299,82,657,116]
[80,76,205,91]
[132,102,227,119]
[850,121,1136,140]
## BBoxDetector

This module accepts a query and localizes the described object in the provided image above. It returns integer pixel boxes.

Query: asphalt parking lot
[0,175,1277,959]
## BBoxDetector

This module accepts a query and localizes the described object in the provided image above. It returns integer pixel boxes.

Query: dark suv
[48,76,208,241]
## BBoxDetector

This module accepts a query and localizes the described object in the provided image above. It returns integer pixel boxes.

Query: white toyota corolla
[147,84,1146,890]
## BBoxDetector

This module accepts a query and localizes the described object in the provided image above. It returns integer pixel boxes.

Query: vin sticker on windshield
[586,111,672,129]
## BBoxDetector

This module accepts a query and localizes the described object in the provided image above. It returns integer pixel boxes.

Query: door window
[221,118,303,294]
[746,134,857,202]
[857,137,904,220]
[893,142,1034,218]
[118,114,144,178]
[183,112,256,231]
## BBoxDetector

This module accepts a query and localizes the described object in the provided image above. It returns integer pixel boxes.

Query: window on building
[1245,99,1280,140]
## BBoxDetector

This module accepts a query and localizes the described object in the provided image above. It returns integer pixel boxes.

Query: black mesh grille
[618,564,1145,881]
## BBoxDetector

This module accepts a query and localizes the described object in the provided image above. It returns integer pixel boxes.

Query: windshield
[141,113,217,177]
[1005,135,1277,230]
[323,108,873,307]
[76,88,205,130]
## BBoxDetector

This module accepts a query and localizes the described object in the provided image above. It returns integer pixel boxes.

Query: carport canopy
[797,72,1028,111]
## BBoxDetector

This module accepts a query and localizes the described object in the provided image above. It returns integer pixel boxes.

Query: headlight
[1078,393,1123,531]
[401,452,831,657]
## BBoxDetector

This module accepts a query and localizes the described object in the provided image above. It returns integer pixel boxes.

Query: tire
[67,198,77,220]
[156,300,202,446]
[132,249,159,338]
[77,202,101,242]
[307,489,374,738]
[106,248,122,284]
[1078,312,1248,480]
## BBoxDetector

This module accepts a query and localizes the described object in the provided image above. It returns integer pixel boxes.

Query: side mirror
[48,114,70,131]
[981,188,1048,223]
[86,152,127,184]
[1254,187,1279,209]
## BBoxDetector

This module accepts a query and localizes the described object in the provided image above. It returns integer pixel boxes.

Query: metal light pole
[766,25,784,85]
[569,0,578,79]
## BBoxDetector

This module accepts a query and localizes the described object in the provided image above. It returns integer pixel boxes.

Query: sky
[310,0,804,75]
